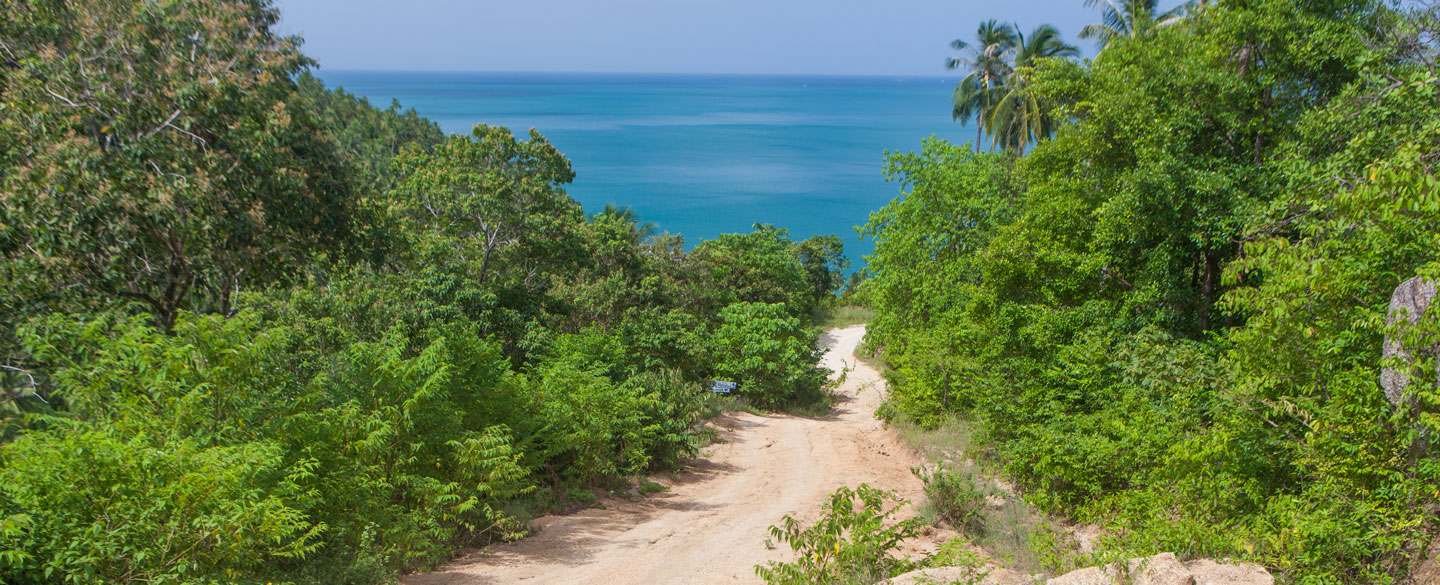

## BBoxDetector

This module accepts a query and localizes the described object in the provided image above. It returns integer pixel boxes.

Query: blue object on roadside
[709,381,738,394]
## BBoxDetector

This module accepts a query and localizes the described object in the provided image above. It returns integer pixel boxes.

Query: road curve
[404,325,928,585]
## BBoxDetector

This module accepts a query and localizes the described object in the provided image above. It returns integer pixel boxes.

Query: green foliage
[792,234,851,304]
[512,360,698,485]
[712,302,828,408]
[0,0,359,331]
[0,69,835,585]
[4,313,537,583]
[694,225,817,317]
[914,463,990,535]
[871,0,1439,581]
[624,370,708,468]
[755,485,923,585]
[0,22,838,580]
[923,537,992,584]
[0,2,841,584]
[840,270,873,306]
[294,72,445,194]
[0,430,317,585]
[388,124,582,286]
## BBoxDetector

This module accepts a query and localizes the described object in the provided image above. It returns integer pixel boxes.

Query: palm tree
[595,203,659,241]
[947,20,1019,152]
[1078,0,1190,49]
[987,25,1080,153]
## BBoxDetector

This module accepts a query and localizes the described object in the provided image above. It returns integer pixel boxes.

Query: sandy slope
[404,325,927,585]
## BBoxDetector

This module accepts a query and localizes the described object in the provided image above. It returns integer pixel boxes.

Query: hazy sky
[275,0,1119,76]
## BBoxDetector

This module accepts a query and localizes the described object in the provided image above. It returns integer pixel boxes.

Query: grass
[688,392,761,447]
[776,389,837,418]
[698,392,761,419]
[637,480,669,496]
[813,304,876,330]
[884,413,1084,574]
[852,336,888,374]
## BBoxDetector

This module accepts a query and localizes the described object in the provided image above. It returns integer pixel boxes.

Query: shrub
[712,302,827,408]
[6,313,533,584]
[512,360,664,484]
[914,463,989,535]
[624,370,707,468]
[923,537,991,584]
[755,485,923,585]
[0,430,318,585]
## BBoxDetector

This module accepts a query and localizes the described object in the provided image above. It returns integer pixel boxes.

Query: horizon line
[312,67,960,80]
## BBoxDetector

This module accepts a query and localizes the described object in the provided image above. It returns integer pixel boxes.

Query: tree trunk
[1198,250,1219,332]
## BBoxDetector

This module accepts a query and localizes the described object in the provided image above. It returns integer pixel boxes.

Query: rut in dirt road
[404,325,927,585]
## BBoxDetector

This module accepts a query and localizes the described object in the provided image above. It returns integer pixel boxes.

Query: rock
[1381,276,1440,408]
[1047,553,1193,585]
[1043,553,1272,585]
[1184,559,1273,585]
[891,554,1273,585]
[884,565,1032,585]
[1071,524,1104,554]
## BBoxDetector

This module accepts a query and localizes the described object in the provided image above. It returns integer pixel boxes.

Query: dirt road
[405,325,927,585]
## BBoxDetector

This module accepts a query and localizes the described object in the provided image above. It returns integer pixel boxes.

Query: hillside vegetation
[863,0,1440,582]
[0,1,846,583]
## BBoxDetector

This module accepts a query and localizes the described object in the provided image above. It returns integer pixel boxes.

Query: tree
[986,25,1080,153]
[874,0,1412,578]
[791,235,850,307]
[711,302,826,407]
[947,20,1018,151]
[693,225,814,316]
[294,72,445,194]
[594,203,659,242]
[1079,0,1190,49]
[389,124,582,284]
[0,0,360,331]
[861,140,1018,420]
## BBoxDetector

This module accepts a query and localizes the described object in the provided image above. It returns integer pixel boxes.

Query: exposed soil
[404,324,933,585]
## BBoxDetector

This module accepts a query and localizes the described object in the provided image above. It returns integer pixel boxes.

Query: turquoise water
[315,71,973,264]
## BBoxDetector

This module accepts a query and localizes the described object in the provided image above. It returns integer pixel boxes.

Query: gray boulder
[1046,553,1271,585]
[884,554,1272,585]
[1045,553,1191,585]
[1382,276,1439,408]
[883,565,1033,585]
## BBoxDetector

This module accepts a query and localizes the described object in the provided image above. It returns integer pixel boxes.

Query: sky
[275,0,1113,76]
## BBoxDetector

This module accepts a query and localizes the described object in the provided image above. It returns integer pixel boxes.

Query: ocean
[313,71,974,266]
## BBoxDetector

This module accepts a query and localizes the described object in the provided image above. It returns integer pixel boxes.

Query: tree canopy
[0,2,849,583]
[872,0,1439,580]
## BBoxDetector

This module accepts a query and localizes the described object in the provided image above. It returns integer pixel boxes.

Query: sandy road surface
[405,325,928,585]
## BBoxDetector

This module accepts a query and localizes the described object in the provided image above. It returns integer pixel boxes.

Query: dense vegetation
[866,0,1440,581]
[0,1,845,583]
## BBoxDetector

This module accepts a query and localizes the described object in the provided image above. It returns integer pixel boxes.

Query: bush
[712,302,827,408]
[0,430,317,585]
[5,313,533,584]
[508,360,649,485]
[755,485,923,585]
[914,463,990,535]
[693,226,816,317]
[624,370,707,468]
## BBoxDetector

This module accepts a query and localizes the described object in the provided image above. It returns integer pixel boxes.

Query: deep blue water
[314,71,973,265]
